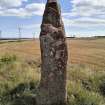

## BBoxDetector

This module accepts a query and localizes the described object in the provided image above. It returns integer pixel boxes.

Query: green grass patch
[0,54,40,105]
[0,55,105,105]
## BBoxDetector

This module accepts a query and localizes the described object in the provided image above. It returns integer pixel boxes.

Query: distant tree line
[94,36,105,38]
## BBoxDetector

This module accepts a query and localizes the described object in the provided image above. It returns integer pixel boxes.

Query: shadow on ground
[1,82,37,105]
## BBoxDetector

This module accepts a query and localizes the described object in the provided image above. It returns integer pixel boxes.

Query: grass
[0,38,105,105]
[67,64,105,105]
[0,54,40,105]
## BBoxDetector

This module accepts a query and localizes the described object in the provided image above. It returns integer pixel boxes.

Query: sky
[0,0,105,38]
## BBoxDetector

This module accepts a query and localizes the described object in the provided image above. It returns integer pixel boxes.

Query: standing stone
[36,0,68,105]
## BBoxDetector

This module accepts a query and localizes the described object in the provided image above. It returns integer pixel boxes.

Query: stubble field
[1,38,105,70]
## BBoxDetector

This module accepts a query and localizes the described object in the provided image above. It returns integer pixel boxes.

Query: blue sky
[0,0,105,38]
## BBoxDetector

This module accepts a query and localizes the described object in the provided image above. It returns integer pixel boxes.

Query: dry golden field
[0,38,105,70]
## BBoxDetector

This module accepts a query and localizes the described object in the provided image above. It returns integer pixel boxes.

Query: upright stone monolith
[36,0,68,105]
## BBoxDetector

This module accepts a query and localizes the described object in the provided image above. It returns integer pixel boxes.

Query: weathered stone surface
[36,0,68,105]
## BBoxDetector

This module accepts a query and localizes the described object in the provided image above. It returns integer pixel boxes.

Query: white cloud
[25,3,45,16]
[72,0,105,7]
[0,3,45,17]
[0,0,27,8]
[23,24,40,29]
[26,3,45,12]
[0,6,2,10]
[62,0,105,31]
[63,17,105,29]
[70,0,105,17]
[2,8,27,17]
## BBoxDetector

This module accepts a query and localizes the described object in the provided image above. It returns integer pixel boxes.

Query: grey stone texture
[36,0,68,105]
